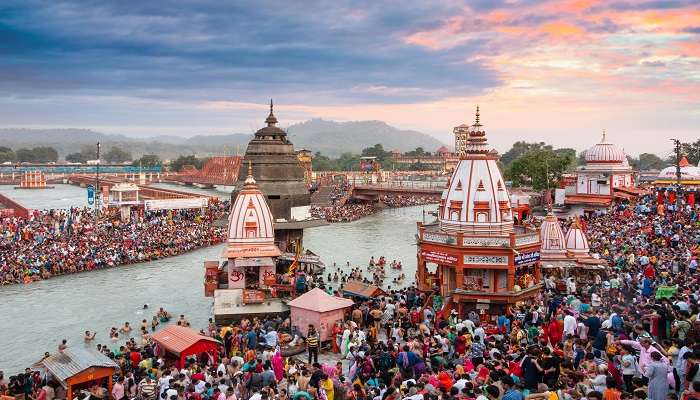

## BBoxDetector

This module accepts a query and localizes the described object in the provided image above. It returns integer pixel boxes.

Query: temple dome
[439,106,513,234]
[540,213,566,258]
[565,219,589,256]
[224,166,281,258]
[585,132,626,164]
[658,157,700,180]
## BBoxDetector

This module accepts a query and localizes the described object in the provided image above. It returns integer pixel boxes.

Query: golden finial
[248,160,253,176]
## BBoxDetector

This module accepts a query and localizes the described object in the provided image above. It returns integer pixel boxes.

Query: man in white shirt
[563,312,577,337]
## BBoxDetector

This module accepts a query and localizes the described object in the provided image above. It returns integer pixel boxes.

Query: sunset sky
[1,0,699,156]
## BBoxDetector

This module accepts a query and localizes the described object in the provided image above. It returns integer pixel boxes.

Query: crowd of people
[380,195,438,209]
[311,195,438,223]
[311,204,376,223]
[0,202,230,285]
[8,194,700,400]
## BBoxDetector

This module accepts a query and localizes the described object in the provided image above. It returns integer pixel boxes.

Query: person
[84,331,96,342]
[58,339,67,351]
[306,325,319,365]
[138,376,158,400]
[645,351,669,400]
[112,376,126,400]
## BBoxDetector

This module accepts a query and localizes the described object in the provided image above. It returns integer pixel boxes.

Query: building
[416,107,542,317]
[654,157,700,206]
[235,101,324,252]
[564,133,637,213]
[236,101,310,220]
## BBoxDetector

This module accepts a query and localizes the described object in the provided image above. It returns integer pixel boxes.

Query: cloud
[0,0,698,156]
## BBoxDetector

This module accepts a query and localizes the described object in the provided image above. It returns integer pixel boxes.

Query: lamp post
[95,142,101,216]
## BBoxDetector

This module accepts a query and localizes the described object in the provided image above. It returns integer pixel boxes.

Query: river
[0,183,436,374]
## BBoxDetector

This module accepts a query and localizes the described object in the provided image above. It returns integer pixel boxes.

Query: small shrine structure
[16,170,53,189]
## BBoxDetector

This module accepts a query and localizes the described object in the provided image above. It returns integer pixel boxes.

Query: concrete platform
[213,289,290,324]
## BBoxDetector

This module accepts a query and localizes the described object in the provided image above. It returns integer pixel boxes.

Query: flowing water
[0,184,436,374]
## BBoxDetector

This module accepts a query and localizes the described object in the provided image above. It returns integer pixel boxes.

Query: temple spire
[265,98,278,127]
[244,160,256,185]
[475,105,480,126]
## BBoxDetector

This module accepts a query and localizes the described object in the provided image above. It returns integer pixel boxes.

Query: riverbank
[0,202,229,286]
[311,194,438,223]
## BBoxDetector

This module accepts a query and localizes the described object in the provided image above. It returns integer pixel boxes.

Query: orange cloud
[539,21,584,37]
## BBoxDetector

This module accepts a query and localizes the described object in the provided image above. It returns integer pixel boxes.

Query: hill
[0,120,446,160]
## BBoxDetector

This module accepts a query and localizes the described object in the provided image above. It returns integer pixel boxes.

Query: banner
[144,197,208,211]
[421,250,458,266]
[228,264,245,289]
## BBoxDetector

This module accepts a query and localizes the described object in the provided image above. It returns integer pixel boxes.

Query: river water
[0,183,435,374]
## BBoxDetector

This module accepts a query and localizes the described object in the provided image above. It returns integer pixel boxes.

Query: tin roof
[151,325,220,355]
[33,347,119,384]
[342,280,386,298]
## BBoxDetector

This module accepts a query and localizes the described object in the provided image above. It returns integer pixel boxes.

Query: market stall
[32,348,119,400]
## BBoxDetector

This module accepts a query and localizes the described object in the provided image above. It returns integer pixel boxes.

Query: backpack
[378,352,393,370]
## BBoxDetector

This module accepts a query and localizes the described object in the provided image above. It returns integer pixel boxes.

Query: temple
[208,165,288,322]
[235,101,323,252]
[563,132,637,213]
[416,107,542,318]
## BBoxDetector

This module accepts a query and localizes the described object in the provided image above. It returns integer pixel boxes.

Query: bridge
[67,175,215,200]
[166,156,242,188]
[351,182,444,203]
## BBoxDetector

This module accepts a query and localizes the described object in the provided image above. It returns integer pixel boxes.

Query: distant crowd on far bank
[0,202,230,286]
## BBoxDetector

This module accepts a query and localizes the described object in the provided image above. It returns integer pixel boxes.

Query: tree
[170,155,205,172]
[681,140,700,165]
[0,146,15,163]
[636,153,666,170]
[311,152,339,171]
[506,148,574,190]
[361,144,391,166]
[65,152,87,163]
[103,146,132,163]
[15,146,58,163]
[500,141,553,167]
[132,155,162,168]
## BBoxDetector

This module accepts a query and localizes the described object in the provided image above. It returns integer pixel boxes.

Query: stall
[288,287,354,341]
[151,325,221,368]
[32,348,119,400]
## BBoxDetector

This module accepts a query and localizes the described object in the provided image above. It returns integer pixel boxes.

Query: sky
[0,0,699,157]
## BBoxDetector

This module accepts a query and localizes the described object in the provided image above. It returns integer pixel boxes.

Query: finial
[602,129,606,142]
[247,160,253,176]
[475,105,480,125]
[265,99,278,126]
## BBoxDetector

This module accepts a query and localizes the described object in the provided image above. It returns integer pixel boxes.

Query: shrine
[209,164,288,322]
[540,213,606,289]
[16,170,53,189]
[416,107,542,317]
[563,132,638,213]
[654,156,700,206]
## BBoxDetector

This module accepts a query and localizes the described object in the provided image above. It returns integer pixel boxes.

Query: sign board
[423,232,455,245]
[421,250,458,266]
[144,197,208,211]
[242,290,265,304]
[87,185,95,205]
[514,251,540,266]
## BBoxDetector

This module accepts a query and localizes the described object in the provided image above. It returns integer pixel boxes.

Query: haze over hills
[0,119,447,160]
